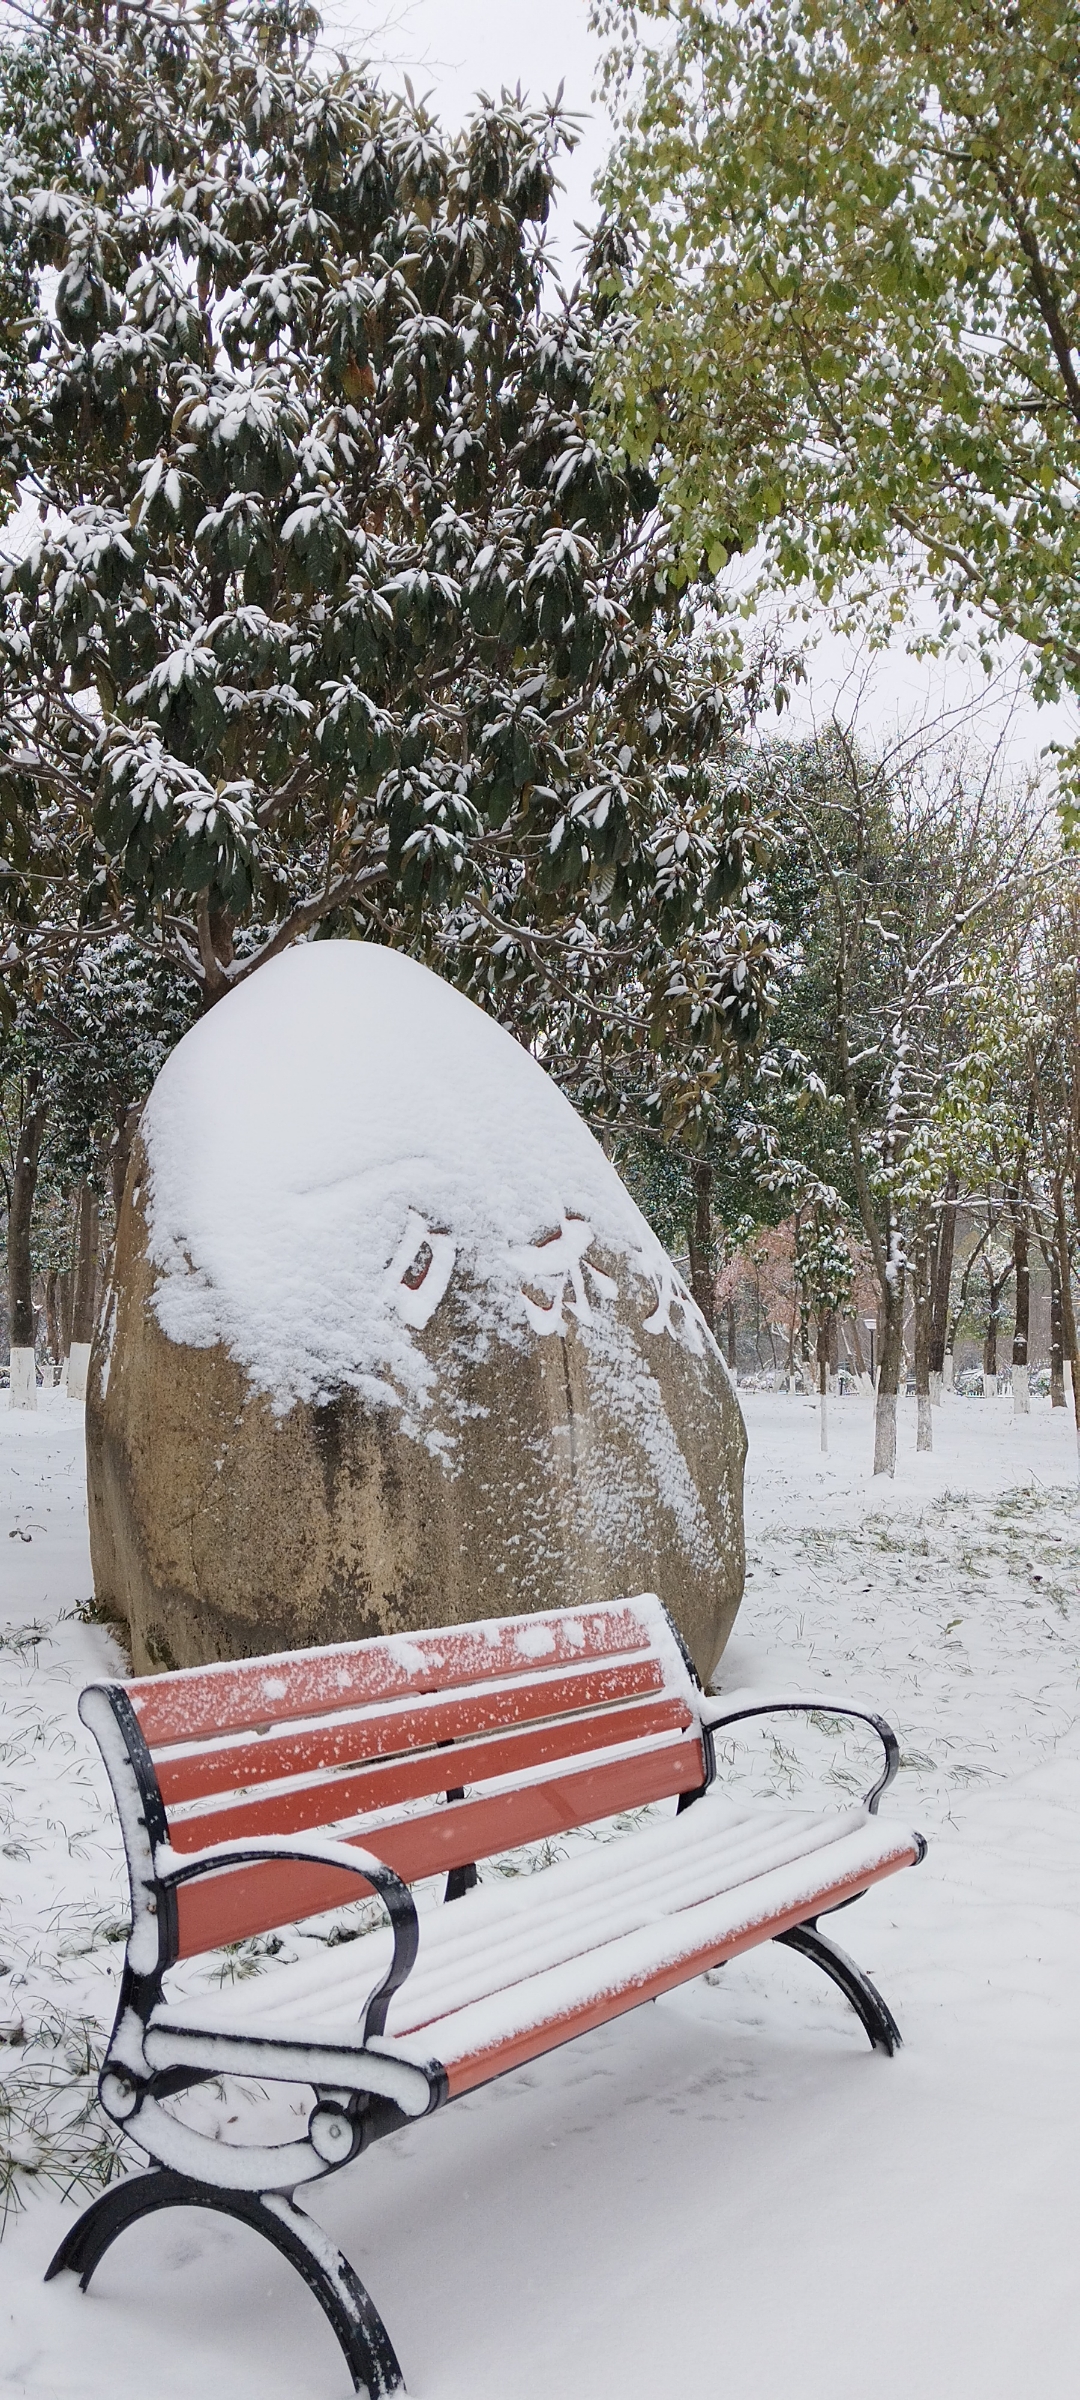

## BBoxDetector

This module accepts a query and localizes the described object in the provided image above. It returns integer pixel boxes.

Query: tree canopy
[0,0,779,1099]
[595,0,1080,785]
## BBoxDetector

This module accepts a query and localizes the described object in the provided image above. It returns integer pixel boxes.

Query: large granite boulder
[87,943,746,1680]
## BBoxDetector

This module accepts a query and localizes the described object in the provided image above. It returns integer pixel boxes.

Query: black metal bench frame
[48,1616,923,2399]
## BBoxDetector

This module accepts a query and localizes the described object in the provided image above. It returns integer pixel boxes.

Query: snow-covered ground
[2,1387,1078,2399]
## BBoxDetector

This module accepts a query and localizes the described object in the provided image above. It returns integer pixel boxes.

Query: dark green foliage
[10,939,197,1196]
[0,0,781,1088]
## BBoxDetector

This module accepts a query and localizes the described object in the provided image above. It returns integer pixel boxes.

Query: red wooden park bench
[49,1594,925,2395]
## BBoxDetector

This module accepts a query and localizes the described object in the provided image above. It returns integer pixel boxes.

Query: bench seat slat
[164,1695,694,1849]
[129,1602,660,1748]
[172,1735,707,1956]
[153,1655,669,1806]
[160,1796,866,2037]
[147,1797,919,2098]
[437,1850,916,2097]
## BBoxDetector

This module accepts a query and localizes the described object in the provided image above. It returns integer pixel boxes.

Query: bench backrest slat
[127,1603,658,1747]
[172,1734,707,1958]
[162,1694,693,1855]
[91,1597,707,1964]
[154,1655,668,1808]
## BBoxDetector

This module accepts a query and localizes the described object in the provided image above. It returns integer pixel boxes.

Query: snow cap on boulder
[140,940,710,1432]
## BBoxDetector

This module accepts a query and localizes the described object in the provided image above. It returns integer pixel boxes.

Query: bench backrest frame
[81,1596,713,1988]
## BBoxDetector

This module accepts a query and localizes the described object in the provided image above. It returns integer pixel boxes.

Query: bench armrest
[156,1832,419,2041]
[700,1690,900,1812]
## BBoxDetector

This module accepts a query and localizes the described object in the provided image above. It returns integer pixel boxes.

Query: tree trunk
[982,1303,998,1397]
[798,1312,811,1392]
[110,1101,143,1218]
[1050,1247,1065,1407]
[71,1185,99,1342]
[1052,1187,1080,1477]
[982,1260,1011,1400]
[913,1218,932,1452]
[817,1314,830,1453]
[928,1169,957,1404]
[1011,1195,1030,1416]
[7,1100,46,1409]
[59,1266,73,1361]
[68,1184,100,1403]
[725,1294,737,1374]
[848,1313,871,1390]
[873,1246,906,1476]
[44,1269,62,1381]
[686,1159,715,1335]
[946,1218,991,1395]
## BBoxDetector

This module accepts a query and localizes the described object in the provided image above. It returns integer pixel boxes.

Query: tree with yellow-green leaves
[594,0,1080,814]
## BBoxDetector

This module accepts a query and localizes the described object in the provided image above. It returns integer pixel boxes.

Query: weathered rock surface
[87,944,746,1680]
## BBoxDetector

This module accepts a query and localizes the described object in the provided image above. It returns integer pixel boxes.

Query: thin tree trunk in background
[44,1270,62,1380]
[928,1169,957,1403]
[817,1313,830,1452]
[725,1295,737,1373]
[983,1290,999,1397]
[946,1218,991,1389]
[1052,1188,1080,1477]
[92,1101,145,1361]
[68,1185,100,1402]
[71,1186,99,1344]
[8,1103,45,1347]
[848,1313,870,1388]
[110,1102,143,1218]
[913,1219,932,1452]
[7,1100,46,1409]
[59,1267,73,1361]
[984,1248,1013,1395]
[874,1241,906,1476]
[686,1159,715,1335]
[1011,1192,1030,1416]
[753,1267,766,1373]
[1049,1247,1065,1406]
[799,1313,811,1391]
[66,1185,100,1401]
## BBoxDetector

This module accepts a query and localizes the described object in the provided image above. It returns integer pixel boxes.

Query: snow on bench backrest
[95,1597,707,1960]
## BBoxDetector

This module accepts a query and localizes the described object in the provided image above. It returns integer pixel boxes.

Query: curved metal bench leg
[45,2168,405,2396]
[775,1919,903,2055]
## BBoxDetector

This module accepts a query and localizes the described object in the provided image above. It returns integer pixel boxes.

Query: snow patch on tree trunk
[873,1387,897,1475]
[67,1343,92,1404]
[8,1349,37,1410]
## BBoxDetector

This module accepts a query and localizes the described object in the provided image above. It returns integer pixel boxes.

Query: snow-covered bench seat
[49,1595,924,2397]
